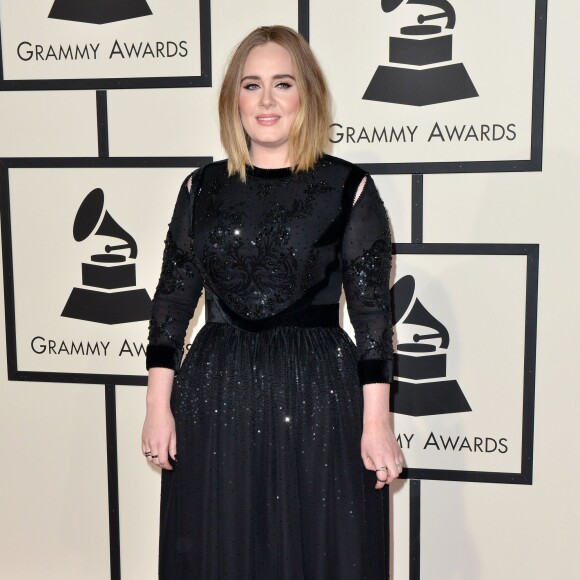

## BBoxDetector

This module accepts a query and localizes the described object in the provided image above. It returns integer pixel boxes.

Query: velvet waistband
[205,298,340,332]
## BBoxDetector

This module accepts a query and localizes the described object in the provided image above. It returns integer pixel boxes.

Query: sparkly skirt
[159,317,389,579]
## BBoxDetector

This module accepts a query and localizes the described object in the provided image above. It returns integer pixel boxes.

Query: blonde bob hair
[218,25,331,181]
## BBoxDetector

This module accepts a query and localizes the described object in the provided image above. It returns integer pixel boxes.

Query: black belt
[205,297,339,332]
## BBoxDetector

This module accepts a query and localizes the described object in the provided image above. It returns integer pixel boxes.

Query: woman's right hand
[142,405,177,470]
[142,367,177,470]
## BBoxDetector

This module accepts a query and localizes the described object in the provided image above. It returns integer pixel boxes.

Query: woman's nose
[260,87,274,107]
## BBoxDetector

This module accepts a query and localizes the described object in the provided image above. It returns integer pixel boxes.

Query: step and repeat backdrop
[308,0,543,172]
[3,163,207,383]
[0,1,549,579]
[0,0,211,88]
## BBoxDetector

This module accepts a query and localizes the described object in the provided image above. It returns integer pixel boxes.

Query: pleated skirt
[159,321,389,579]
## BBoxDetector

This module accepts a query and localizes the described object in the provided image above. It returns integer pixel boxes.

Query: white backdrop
[1,1,579,579]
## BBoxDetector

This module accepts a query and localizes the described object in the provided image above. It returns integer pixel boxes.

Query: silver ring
[396,463,402,468]
[375,466,388,472]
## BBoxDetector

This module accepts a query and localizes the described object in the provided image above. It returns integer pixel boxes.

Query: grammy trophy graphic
[364,0,478,106]
[61,188,152,325]
[390,275,471,416]
[49,0,152,25]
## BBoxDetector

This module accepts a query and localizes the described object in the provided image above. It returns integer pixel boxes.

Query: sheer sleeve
[145,170,204,373]
[341,174,394,386]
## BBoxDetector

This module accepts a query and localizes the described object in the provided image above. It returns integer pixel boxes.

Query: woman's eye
[276,82,292,89]
[243,83,260,91]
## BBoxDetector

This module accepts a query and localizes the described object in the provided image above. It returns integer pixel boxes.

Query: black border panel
[0,0,212,91]
[105,384,121,580]
[97,91,109,158]
[0,156,212,387]
[409,480,421,580]
[411,175,423,244]
[298,0,310,42]
[300,0,548,175]
[0,18,4,82]
[0,157,206,168]
[392,243,539,485]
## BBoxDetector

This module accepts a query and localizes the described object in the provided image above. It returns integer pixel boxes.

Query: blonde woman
[142,25,403,579]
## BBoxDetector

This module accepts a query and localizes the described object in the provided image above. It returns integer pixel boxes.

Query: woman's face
[238,42,300,161]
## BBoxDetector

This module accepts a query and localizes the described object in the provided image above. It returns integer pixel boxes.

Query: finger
[363,455,388,489]
[148,446,160,465]
[373,460,389,490]
[375,473,388,490]
[386,456,400,483]
[157,448,173,471]
[169,432,177,462]
[362,453,376,471]
[374,455,400,487]
[395,456,404,474]
[151,455,161,467]
[141,439,150,457]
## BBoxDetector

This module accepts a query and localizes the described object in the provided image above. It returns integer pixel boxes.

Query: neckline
[246,164,293,179]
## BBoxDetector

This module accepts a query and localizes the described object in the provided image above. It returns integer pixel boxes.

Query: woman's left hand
[361,418,404,490]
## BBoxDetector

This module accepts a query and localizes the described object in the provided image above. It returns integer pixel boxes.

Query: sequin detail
[344,238,390,309]
[148,154,394,374]
[156,230,197,295]
[148,314,177,347]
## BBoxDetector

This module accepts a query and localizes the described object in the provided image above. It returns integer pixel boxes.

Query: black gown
[146,154,394,579]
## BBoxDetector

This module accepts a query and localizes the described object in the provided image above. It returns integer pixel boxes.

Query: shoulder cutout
[186,175,193,193]
[353,176,367,206]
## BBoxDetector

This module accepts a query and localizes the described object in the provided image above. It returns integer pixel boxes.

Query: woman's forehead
[242,42,294,76]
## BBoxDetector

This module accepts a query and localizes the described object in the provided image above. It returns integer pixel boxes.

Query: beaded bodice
[147,154,394,385]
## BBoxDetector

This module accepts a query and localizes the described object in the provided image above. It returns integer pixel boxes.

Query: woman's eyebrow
[240,74,296,82]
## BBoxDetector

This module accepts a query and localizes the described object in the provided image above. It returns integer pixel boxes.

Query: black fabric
[145,344,183,373]
[159,322,389,580]
[147,154,394,379]
[205,297,340,330]
[357,358,395,385]
[147,154,394,579]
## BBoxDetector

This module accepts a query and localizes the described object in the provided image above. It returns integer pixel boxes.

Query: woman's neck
[249,146,291,169]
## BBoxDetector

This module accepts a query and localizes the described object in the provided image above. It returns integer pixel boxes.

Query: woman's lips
[256,115,281,126]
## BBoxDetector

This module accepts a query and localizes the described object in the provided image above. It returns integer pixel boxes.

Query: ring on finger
[151,455,159,459]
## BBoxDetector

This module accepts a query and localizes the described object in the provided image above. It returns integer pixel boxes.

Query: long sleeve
[146,171,204,373]
[341,174,394,385]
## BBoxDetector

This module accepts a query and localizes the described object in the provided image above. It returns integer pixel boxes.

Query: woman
[142,25,404,579]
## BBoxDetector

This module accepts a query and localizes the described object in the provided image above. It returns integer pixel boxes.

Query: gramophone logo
[61,188,152,325]
[48,0,152,25]
[363,0,478,106]
[390,275,471,416]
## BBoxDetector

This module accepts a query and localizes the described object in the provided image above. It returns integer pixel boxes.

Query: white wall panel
[108,88,221,157]
[391,481,411,580]
[116,384,159,580]
[0,382,110,580]
[0,91,97,157]
[0,255,109,579]
[376,174,414,243]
